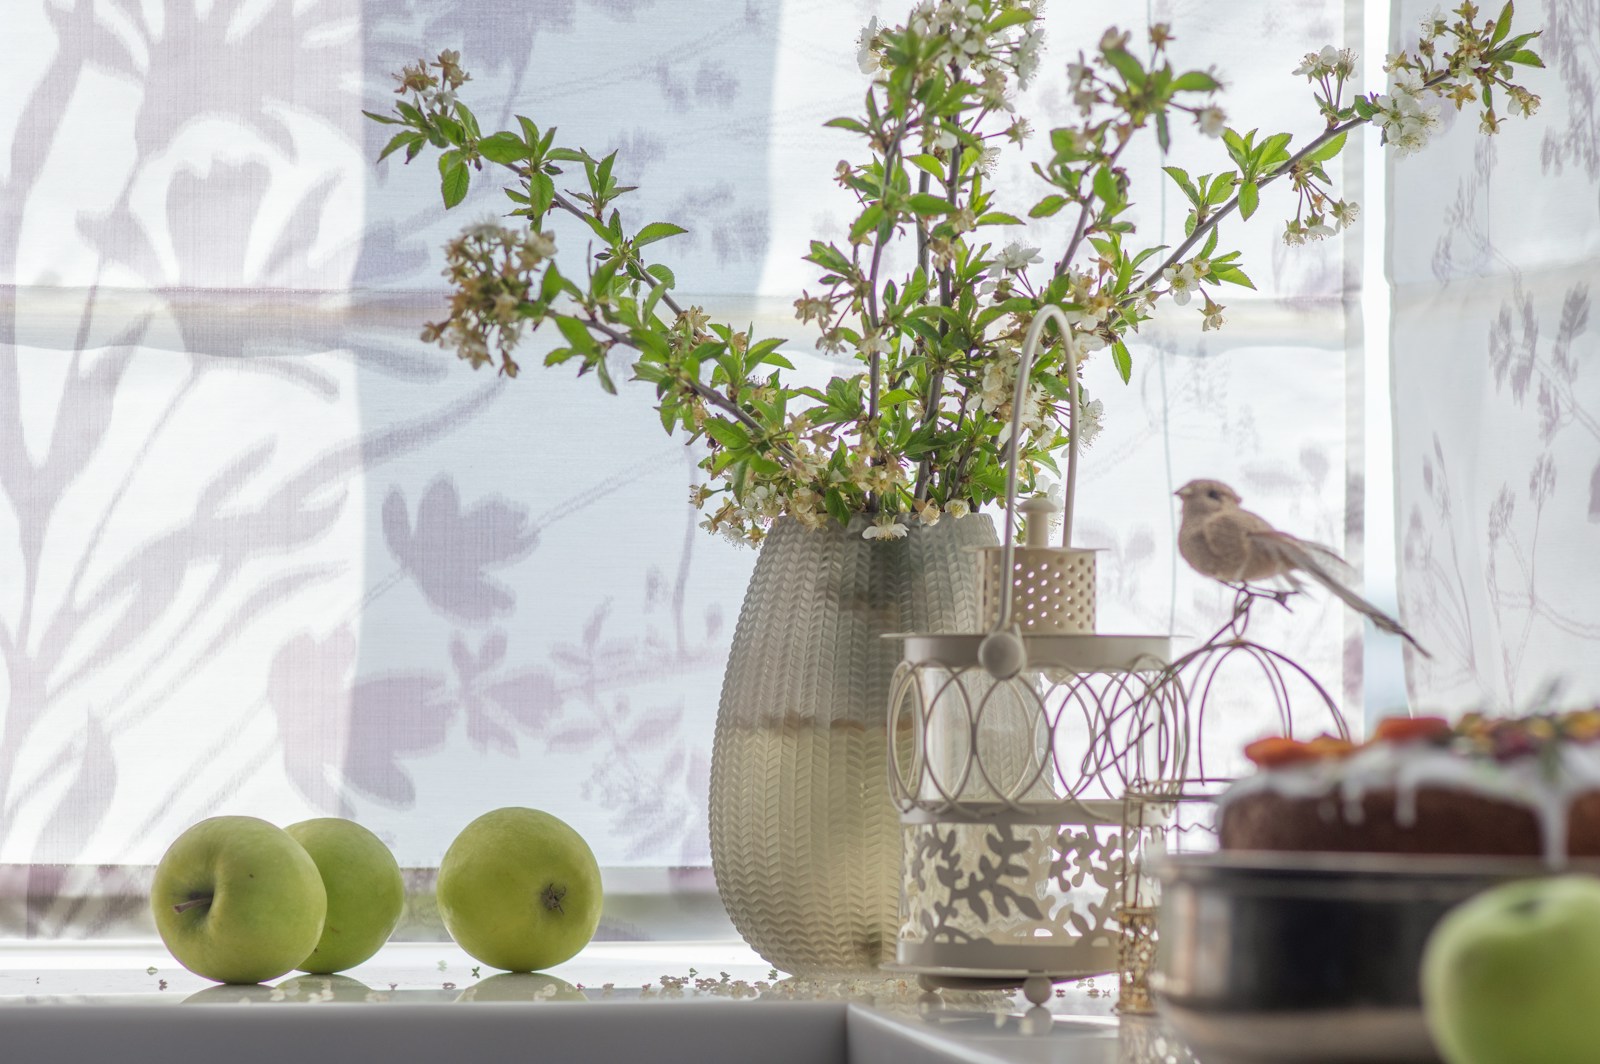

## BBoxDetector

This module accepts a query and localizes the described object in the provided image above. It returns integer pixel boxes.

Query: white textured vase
[709,513,996,975]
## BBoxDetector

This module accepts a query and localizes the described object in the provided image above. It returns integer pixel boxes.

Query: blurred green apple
[1422,875,1600,1064]
[436,807,602,972]
[151,816,326,984]
[285,818,405,973]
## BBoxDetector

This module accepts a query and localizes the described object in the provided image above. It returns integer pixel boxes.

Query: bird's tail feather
[1257,532,1433,659]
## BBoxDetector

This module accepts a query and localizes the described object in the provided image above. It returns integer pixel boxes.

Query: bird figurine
[1175,478,1430,658]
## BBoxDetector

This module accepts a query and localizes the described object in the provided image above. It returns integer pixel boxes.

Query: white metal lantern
[885,307,1184,988]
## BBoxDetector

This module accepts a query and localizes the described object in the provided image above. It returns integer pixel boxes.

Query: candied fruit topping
[1243,735,1353,768]
[1241,708,1600,770]
[1372,716,1453,744]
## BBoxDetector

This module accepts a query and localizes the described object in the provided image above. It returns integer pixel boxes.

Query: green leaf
[1093,166,1120,205]
[478,132,527,165]
[362,109,401,126]
[635,221,689,247]
[1238,180,1260,221]
[1171,70,1221,93]
[1030,194,1069,218]
[1155,110,1170,153]
[1304,130,1348,164]
[825,116,869,133]
[647,263,677,288]
[909,154,948,181]
[594,356,618,395]
[906,193,952,216]
[1111,340,1132,384]
[530,171,556,215]
[1255,133,1293,176]
[1212,265,1256,289]
[1505,49,1543,67]
[440,160,470,209]
[988,9,1033,32]
[849,205,885,243]
[547,147,592,164]
[1163,166,1199,205]
[1491,1,1513,45]
[976,211,1024,226]
[378,131,420,162]
[541,263,566,303]
[643,282,669,322]
[435,115,465,147]
[807,241,854,276]
[1206,172,1235,205]
[1102,48,1145,87]
[824,488,851,526]
[555,315,596,352]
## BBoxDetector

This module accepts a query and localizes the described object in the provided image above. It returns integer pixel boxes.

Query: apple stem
[172,895,213,915]
[541,883,566,914]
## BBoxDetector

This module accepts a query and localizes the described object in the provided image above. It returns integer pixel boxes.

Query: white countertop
[0,941,1192,1063]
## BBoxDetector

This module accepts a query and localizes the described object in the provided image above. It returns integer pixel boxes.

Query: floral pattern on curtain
[1392,0,1600,711]
[4,0,1363,938]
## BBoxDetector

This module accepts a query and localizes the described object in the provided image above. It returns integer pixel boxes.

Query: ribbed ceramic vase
[709,513,997,975]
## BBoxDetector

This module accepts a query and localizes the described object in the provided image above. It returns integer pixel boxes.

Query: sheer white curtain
[1390,0,1600,712]
[3,0,1368,939]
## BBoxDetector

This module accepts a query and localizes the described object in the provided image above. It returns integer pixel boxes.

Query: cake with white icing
[1217,713,1600,865]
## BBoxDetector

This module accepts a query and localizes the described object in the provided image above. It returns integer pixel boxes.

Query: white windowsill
[0,940,1140,1063]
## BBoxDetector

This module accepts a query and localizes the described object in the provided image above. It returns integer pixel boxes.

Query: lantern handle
[991,304,1082,633]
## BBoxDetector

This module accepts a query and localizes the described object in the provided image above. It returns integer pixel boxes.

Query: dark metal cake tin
[1150,851,1587,1064]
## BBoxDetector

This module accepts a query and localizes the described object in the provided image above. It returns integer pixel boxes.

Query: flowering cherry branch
[366,0,1542,546]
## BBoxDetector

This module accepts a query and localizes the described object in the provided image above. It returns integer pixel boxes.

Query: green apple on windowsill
[285,817,406,974]
[1422,875,1600,1064]
[436,807,603,972]
[151,815,326,985]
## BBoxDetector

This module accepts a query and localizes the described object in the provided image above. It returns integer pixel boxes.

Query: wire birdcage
[1113,585,1354,1013]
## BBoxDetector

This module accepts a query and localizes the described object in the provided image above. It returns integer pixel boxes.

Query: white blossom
[1330,200,1360,229]
[1161,263,1200,306]
[863,515,908,540]
[1196,106,1226,138]
[525,230,558,258]
[947,499,971,520]
[857,17,882,74]
[996,242,1043,271]
[1077,398,1104,446]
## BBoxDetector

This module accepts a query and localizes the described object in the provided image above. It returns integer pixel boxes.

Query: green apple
[151,816,326,984]
[285,818,405,973]
[436,807,602,972]
[1422,875,1600,1064]
[455,972,586,1002]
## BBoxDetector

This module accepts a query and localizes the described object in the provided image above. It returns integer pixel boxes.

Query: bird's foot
[1232,584,1298,611]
